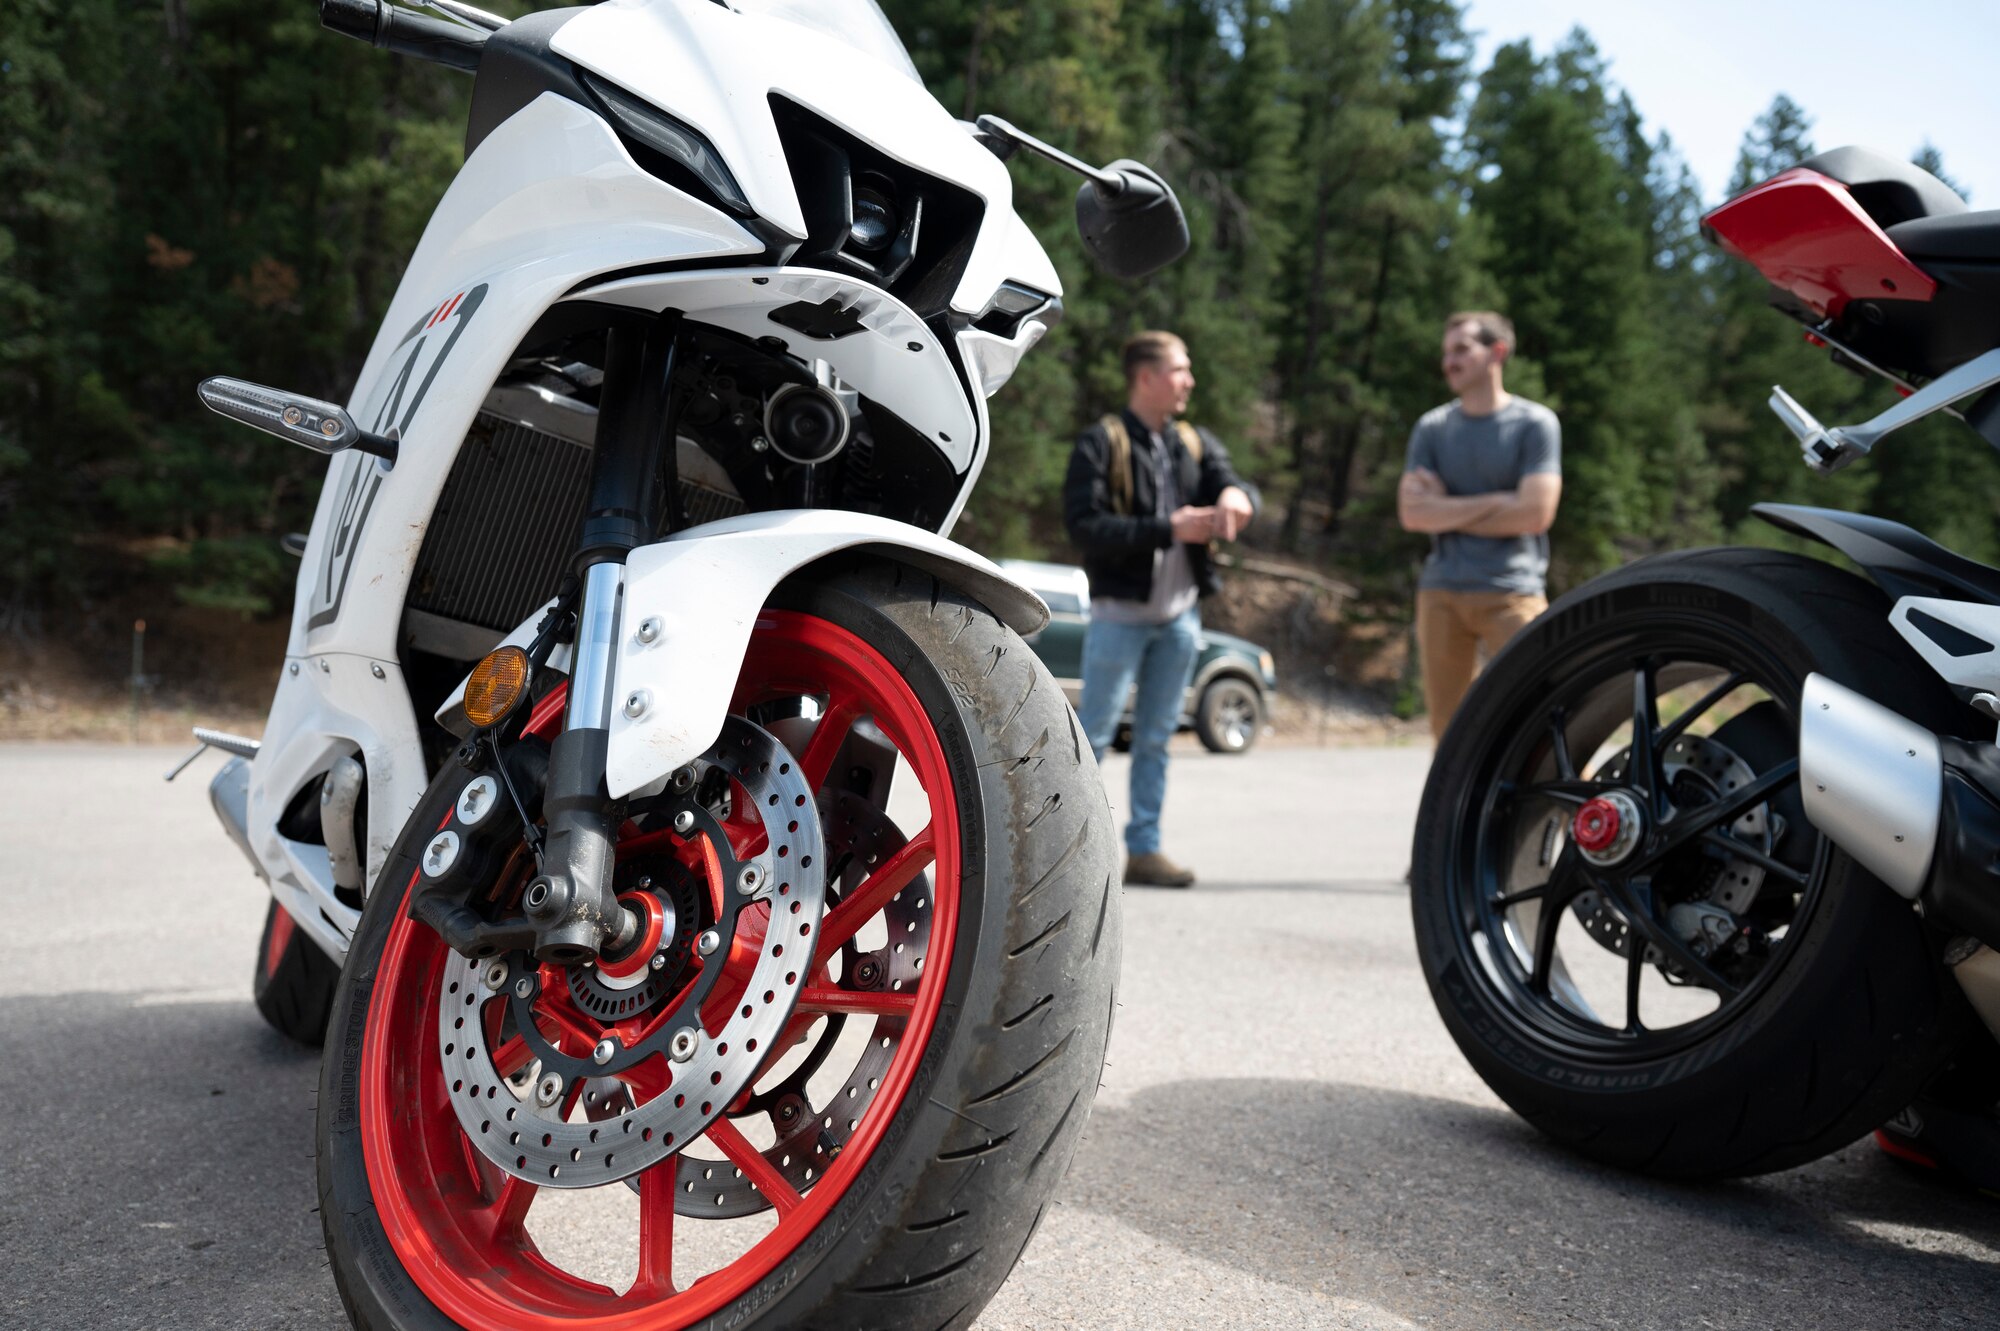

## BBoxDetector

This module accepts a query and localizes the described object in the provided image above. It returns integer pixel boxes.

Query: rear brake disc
[1571,733,1779,958]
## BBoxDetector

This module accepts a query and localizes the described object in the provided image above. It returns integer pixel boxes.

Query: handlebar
[319,0,487,71]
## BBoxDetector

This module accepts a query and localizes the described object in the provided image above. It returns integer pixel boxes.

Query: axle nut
[1572,790,1643,866]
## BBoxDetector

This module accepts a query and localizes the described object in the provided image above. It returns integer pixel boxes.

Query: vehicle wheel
[1195,676,1262,754]
[1411,547,1968,1179]
[318,559,1120,1330]
[253,898,339,1046]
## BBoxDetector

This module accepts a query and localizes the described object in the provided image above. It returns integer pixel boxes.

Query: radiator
[406,389,744,644]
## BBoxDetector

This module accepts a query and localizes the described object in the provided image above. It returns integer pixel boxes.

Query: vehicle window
[1042,590,1084,616]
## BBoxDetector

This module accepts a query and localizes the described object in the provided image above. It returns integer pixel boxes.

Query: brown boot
[1124,851,1196,888]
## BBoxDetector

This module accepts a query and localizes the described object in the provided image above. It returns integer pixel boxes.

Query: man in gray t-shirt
[1397,311,1563,741]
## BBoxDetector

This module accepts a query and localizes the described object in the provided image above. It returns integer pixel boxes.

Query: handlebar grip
[319,0,486,72]
[318,0,381,43]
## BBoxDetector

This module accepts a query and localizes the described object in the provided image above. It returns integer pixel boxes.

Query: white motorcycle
[179,1,1186,1324]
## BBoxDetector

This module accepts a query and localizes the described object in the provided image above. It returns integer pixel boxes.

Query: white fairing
[248,90,765,954]
[1891,596,2000,696]
[578,270,979,470]
[606,512,1046,797]
[550,0,1062,312]
[227,0,1065,960]
[429,518,1046,770]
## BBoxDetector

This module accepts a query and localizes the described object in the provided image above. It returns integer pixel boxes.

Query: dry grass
[0,608,281,743]
[3,553,1425,749]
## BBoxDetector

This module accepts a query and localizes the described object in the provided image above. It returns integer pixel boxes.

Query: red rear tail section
[1704,168,1937,319]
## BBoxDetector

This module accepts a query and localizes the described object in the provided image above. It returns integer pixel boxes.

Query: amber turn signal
[465,645,530,729]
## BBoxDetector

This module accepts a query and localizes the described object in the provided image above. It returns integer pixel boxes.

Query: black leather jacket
[1060,408,1261,603]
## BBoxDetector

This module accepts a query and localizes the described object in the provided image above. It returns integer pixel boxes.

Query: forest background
[4,0,1994,710]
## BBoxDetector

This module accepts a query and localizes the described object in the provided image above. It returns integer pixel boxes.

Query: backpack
[1100,414,1203,516]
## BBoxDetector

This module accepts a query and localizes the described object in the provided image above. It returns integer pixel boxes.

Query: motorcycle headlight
[848,181,898,253]
[582,72,750,216]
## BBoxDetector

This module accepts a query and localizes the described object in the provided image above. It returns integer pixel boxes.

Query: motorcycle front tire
[316,559,1121,1330]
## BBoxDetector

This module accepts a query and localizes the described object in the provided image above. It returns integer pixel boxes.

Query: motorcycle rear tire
[252,898,339,1046]
[1413,547,1969,1179]
[316,559,1121,1330]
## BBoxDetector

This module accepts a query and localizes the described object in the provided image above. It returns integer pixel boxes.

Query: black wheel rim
[1444,615,1829,1062]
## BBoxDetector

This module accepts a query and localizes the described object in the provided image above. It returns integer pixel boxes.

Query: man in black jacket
[1061,331,1259,887]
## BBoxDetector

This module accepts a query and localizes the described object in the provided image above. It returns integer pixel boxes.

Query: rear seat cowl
[1801,146,1969,229]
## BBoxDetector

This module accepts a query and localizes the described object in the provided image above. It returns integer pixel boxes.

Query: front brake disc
[670,787,934,1218]
[436,715,824,1188]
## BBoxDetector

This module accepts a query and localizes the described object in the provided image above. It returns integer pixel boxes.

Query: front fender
[606,511,1045,796]
[441,512,1047,796]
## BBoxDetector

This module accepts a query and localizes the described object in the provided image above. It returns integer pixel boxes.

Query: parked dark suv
[1001,559,1277,753]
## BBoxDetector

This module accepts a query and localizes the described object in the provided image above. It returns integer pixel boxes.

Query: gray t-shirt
[1094,426,1200,626]
[1405,397,1561,596]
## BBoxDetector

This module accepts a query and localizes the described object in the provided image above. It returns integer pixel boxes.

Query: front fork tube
[525,313,681,964]
[526,563,632,964]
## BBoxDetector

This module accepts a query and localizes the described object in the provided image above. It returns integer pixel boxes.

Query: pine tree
[0,0,125,626]
[89,0,477,611]
[1269,0,1476,556]
[1463,30,1703,575]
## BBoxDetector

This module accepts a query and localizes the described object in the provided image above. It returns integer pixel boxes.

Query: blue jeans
[1076,607,1202,855]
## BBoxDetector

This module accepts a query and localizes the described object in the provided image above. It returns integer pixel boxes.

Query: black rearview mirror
[972,117,1191,281]
[1075,162,1189,281]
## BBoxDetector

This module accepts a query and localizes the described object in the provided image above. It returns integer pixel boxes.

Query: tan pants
[1416,589,1548,741]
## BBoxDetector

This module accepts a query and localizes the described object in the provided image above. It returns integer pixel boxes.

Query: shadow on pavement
[14,997,1997,1330]
[1127,878,1408,897]
[0,992,346,1330]
[1065,1077,2000,1330]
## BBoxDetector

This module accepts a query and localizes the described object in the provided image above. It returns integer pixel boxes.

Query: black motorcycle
[1412,147,2000,1180]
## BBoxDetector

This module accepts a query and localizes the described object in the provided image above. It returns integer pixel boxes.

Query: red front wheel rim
[359,610,962,1328]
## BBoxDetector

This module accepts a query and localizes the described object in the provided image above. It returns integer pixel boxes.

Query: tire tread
[1415,547,1967,1180]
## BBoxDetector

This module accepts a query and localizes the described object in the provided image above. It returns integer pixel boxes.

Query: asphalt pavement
[4,740,2000,1329]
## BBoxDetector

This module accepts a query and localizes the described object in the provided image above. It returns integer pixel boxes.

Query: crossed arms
[1397,468,1561,537]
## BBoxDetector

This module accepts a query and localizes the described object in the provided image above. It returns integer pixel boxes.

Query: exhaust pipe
[1798,673,1941,898]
